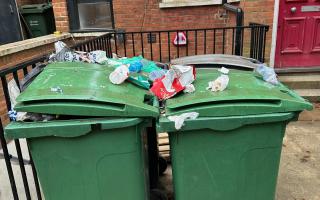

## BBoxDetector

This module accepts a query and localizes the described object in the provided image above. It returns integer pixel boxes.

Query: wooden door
[0,0,22,45]
[275,0,320,68]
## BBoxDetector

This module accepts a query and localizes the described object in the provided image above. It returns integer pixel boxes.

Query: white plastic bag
[168,112,199,130]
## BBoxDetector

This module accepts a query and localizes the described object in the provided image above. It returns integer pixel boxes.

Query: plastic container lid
[15,62,159,117]
[164,68,312,117]
[20,3,52,14]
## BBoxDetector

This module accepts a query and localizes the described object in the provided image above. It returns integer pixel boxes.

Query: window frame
[67,0,115,32]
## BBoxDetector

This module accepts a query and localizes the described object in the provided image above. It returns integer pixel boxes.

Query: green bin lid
[15,62,159,117]
[20,3,52,14]
[165,68,313,117]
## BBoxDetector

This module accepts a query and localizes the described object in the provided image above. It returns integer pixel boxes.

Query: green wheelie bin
[5,62,159,200]
[20,3,56,37]
[157,68,312,200]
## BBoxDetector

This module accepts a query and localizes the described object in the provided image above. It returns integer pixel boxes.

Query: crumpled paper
[168,112,199,130]
[207,67,229,92]
[150,65,196,100]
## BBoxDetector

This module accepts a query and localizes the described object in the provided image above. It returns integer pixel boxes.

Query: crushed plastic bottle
[109,64,130,85]
[255,64,279,85]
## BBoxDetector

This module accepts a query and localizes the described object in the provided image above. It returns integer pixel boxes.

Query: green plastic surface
[161,112,294,200]
[5,118,143,139]
[165,68,312,117]
[5,118,149,200]
[20,3,55,37]
[15,62,159,117]
[20,3,52,14]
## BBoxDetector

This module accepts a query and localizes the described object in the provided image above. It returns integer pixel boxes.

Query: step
[294,89,320,102]
[279,74,320,89]
[298,105,320,121]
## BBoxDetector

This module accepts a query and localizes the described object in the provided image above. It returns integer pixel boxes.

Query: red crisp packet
[150,65,196,100]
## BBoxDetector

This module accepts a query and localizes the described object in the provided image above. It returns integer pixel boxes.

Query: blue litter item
[255,64,279,85]
[8,110,17,121]
[129,61,143,73]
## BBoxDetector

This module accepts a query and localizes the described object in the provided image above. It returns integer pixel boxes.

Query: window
[67,0,114,32]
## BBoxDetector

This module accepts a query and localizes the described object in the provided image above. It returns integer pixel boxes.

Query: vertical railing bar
[257,27,262,61]
[27,141,42,200]
[1,76,12,111]
[222,29,225,54]
[254,27,258,59]
[31,64,36,69]
[141,32,144,57]
[14,139,32,200]
[250,26,254,58]
[23,67,28,77]
[158,32,162,62]
[213,29,216,54]
[204,29,207,54]
[232,28,235,55]
[260,27,264,62]
[262,27,267,63]
[150,32,153,61]
[195,30,198,55]
[0,121,19,200]
[12,72,20,90]
[94,39,98,50]
[123,33,127,57]
[100,38,103,50]
[107,36,111,56]
[132,33,136,56]
[168,32,171,62]
[240,27,244,56]
[185,31,188,56]
[101,38,105,51]
[98,38,102,50]
[96,39,100,50]
[114,33,118,55]
[176,31,179,58]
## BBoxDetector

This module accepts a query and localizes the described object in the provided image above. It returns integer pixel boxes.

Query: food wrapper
[150,65,196,100]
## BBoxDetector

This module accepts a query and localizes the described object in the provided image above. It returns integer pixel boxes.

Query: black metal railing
[108,24,269,63]
[0,24,268,200]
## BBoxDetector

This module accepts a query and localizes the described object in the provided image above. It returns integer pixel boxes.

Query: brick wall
[113,0,230,31]
[52,0,69,32]
[240,0,274,63]
[51,0,275,63]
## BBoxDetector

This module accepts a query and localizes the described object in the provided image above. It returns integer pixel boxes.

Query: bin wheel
[159,156,167,175]
[150,189,168,200]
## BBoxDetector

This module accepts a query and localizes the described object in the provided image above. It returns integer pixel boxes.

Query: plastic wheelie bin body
[20,3,56,37]
[158,68,312,200]
[5,62,159,200]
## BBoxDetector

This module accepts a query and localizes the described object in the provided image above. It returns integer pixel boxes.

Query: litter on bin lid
[255,64,279,85]
[49,41,108,64]
[50,86,63,94]
[207,67,229,92]
[168,112,199,130]
[150,65,196,100]
[183,84,195,93]
[107,55,166,89]
[109,64,130,85]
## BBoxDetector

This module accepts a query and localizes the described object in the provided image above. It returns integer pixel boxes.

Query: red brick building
[11,0,320,69]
